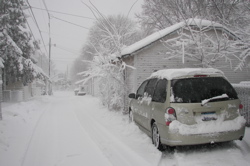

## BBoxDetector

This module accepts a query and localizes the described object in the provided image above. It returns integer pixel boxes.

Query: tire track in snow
[21,98,61,166]
[21,96,113,166]
[73,105,155,166]
[157,150,178,166]
[21,99,51,166]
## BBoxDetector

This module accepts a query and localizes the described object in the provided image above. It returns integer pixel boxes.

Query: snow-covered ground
[0,91,249,166]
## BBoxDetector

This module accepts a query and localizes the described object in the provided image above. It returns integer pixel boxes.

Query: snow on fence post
[232,83,250,126]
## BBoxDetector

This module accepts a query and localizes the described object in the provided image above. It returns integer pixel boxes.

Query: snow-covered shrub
[78,50,127,111]
[76,4,139,112]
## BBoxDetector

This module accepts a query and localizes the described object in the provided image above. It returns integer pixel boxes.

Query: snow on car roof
[149,68,225,80]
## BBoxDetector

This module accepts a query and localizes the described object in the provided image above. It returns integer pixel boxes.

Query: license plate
[201,112,217,121]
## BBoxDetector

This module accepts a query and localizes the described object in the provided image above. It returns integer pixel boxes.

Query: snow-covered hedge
[232,84,250,126]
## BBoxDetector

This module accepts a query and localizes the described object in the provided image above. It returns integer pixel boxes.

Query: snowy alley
[0,91,250,166]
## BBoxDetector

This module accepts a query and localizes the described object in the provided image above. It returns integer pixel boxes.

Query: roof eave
[121,19,239,59]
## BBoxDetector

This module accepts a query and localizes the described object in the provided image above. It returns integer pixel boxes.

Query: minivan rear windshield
[171,77,238,103]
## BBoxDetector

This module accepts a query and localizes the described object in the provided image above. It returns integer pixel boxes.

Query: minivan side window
[144,78,158,97]
[152,79,167,103]
[136,80,148,98]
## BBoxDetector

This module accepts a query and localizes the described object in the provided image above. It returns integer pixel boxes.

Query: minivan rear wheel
[152,122,164,151]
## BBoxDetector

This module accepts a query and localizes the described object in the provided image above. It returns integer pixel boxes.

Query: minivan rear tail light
[165,108,177,126]
[239,104,243,114]
[167,108,175,114]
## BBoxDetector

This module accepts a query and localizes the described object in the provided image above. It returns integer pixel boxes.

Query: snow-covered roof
[121,19,235,57]
[149,68,225,80]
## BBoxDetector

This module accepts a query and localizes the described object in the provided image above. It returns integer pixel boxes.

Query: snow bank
[169,116,246,135]
[0,96,48,166]
[1,92,249,166]
[149,68,224,80]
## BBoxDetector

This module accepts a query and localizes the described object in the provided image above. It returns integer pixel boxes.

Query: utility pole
[43,0,52,95]
[48,37,52,95]
[48,17,52,95]
[49,39,51,77]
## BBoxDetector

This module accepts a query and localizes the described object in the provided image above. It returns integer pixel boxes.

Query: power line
[18,1,36,41]
[41,0,50,34]
[52,58,76,61]
[18,0,46,58]
[51,15,89,30]
[127,0,139,18]
[55,44,80,53]
[40,30,85,42]
[26,0,49,56]
[38,0,48,30]
[41,0,52,82]
[30,6,95,20]
[53,45,81,56]
[52,57,77,60]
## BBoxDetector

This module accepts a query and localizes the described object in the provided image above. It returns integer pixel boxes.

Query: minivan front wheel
[152,122,164,151]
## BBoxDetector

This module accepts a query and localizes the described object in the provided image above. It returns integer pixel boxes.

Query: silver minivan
[128,68,246,150]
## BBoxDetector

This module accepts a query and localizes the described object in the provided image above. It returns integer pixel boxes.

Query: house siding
[123,30,250,93]
[214,56,250,83]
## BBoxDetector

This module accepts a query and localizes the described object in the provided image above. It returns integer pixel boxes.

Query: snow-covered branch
[162,19,246,70]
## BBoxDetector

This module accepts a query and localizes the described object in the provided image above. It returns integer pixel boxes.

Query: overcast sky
[26,0,143,74]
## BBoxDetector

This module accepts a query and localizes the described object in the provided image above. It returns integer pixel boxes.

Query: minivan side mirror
[128,93,136,99]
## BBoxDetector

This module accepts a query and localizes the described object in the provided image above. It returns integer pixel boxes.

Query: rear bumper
[159,123,245,146]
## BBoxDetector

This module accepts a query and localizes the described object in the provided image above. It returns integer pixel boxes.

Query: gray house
[121,19,250,94]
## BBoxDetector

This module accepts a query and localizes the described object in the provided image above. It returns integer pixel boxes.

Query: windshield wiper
[201,94,229,106]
